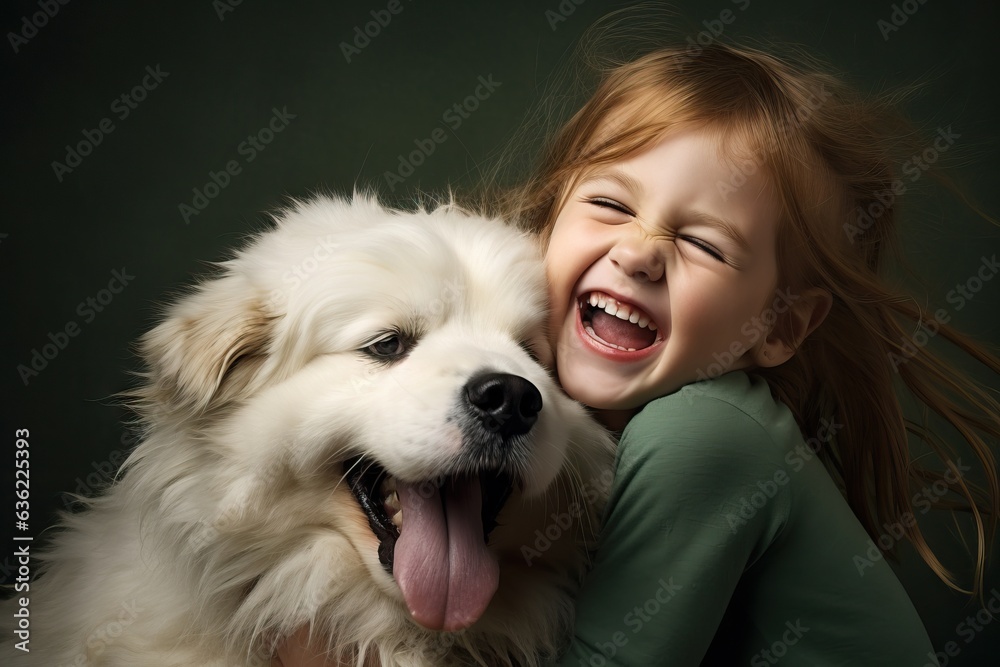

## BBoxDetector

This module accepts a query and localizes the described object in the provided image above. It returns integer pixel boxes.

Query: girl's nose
[608,236,664,283]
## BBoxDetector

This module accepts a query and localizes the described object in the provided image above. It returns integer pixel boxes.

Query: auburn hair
[481,36,999,597]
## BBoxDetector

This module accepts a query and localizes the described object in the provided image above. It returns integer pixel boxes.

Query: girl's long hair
[479,19,999,597]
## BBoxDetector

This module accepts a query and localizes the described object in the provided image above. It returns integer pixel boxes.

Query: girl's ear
[754,287,832,367]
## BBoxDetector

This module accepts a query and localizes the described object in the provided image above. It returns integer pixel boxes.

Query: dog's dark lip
[344,456,515,575]
[344,457,398,569]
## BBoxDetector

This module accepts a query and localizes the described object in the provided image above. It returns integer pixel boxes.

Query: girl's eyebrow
[688,210,752,252]
[579,168,646,198]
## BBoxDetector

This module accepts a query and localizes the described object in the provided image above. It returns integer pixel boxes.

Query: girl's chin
[569,386,638,411]
[558,364,693,415]
[559,377,642,417]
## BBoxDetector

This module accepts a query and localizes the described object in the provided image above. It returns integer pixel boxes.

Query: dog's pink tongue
[591,308,655,349]
[394,477,499,632]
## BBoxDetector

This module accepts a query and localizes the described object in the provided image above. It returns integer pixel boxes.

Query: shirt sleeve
[558,391,791,666]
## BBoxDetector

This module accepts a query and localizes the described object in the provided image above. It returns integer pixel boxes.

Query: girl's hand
[270,625,368,667]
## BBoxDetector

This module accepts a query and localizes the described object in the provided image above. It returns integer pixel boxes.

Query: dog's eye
[364,332,409,359]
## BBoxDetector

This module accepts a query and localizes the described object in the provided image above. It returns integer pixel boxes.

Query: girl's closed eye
[679,235,726,262]
[586,197,634,216]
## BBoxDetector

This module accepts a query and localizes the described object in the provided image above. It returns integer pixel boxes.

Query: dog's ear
[136,272,276,417]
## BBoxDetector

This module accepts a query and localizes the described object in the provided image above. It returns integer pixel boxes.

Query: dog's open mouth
[345,457,514,631]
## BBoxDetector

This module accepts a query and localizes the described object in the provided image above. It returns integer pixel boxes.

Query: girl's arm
[558,387,790,665]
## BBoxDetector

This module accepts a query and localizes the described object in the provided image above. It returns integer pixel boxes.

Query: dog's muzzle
[345,371,543,632]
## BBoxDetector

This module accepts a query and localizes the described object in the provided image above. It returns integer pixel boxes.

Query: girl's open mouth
[576,291,665,360]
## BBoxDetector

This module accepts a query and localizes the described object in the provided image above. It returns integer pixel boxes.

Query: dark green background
[3,0,998,662]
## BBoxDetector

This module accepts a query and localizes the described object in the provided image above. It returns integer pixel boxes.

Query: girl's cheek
[676,293,712,332]
[678,288,734,335]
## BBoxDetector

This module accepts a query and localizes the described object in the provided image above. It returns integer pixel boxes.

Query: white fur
[2,194,614,666]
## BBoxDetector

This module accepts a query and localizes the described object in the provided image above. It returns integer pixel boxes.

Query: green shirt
[559,371,934,666]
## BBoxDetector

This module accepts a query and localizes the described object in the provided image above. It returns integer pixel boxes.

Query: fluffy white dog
[3,194,614,666]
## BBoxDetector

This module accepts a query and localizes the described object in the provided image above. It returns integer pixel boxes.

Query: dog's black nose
[464,372,542,438]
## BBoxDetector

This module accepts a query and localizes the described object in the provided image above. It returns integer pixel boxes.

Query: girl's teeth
[584,292,657,331]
